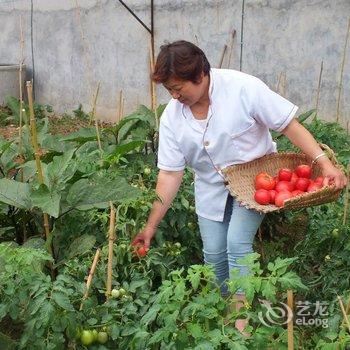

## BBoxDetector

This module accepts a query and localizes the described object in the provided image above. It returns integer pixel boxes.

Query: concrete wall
[0,0,349,126]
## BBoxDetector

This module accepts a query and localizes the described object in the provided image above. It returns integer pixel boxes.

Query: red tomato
[307,182,322,192]
[278,168,293,181]
[275,181,295,192]
[290,172,299,185]
[255,174,276,191]
[254,189,271,205]
[314,176,324,186]
[256,172,269,179]
[295,178,311,192]
[275,191,292,207]
[269,190,277,204]
[292,189,305,197]
[295,164,312,179]
[137,246,148,257]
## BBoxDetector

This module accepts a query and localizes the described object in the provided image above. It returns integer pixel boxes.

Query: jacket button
[204,141,210,147]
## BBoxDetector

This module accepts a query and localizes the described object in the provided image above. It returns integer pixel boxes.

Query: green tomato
[97,331,108,344]
[81,330,94,346]
[332,228,340,238]
[143,167,151,175]
[92,329,98,342]
[111,289,120,298]
[187,222,196,230]
[189,205,195,213]
[119,288,126,296]
[174,242,181,248]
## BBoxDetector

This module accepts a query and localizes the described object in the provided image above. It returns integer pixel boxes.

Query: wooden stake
[74,0,94,101]
[149,43,157,112]
[315,60,323,118]
[90,82,102,154]
[106,202,116,299]
[336,18,350,123]
[276,71,283,93]
[342,294,350,327]
[287,290,294,350]
[18,15,25,157]
[337,295,350,333]
[343,162,350,226]
[80,248,101,310]
[117,89,123,124]
[227,29,236,68]
[26,82,51,247]
[281,71,287,97]
[219,44,227,68]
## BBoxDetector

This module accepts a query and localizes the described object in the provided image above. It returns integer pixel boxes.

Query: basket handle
[318,143,338,166]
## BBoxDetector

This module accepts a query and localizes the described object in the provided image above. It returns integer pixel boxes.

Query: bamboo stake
[337,295,350,333]
[90,82,102,154]
[149,43,157,111]
[336,18,350,123]
[287,290,294,350]
[117,89,123,124]
[18,15,25,157]
[121,96,124,120]
[276,71,283,93]
[219,44,227,68]
[149,42,159,130]
[227,29,236,69]
[342,294,350,327]
[281,71,287,97]
[80,248,101,310]
[26,81,51,242]
[106,202,116,299]
[343,162,350,226]
[314,60,323,118]
[74,0,94,103]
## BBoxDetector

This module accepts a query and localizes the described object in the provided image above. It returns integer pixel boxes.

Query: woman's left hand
[320,162,348,190]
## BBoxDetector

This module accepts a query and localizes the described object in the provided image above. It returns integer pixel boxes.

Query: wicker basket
[222,143,343,213]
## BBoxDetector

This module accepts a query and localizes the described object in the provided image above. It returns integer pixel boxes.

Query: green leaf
[297,109,316,123]
[260,280,277,301]
[278,272,308,291]
[0,178,32,209]
[65,175,141,210]
[30,184,61,218]
[22,237,46,250]
[188,270,201,291]
[51,291,74,311]
[111,140,146,157]
[65,234,96,260]
[186,323,203,339]
[46,148,76,190]
[148,329,170,345]
[59,127,97,143]
[18,160,48,183]
[140,305,161,326]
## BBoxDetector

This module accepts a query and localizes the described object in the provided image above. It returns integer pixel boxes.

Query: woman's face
[163,73,208,106]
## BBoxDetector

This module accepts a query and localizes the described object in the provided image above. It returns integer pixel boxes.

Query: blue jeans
[197,194,265,296]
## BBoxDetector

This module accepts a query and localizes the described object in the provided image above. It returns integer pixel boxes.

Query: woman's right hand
[131,226,156,249]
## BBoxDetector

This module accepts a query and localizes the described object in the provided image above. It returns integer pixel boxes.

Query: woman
[132,40,347,331]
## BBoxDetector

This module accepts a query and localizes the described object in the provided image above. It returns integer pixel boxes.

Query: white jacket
[157,68,298,221]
